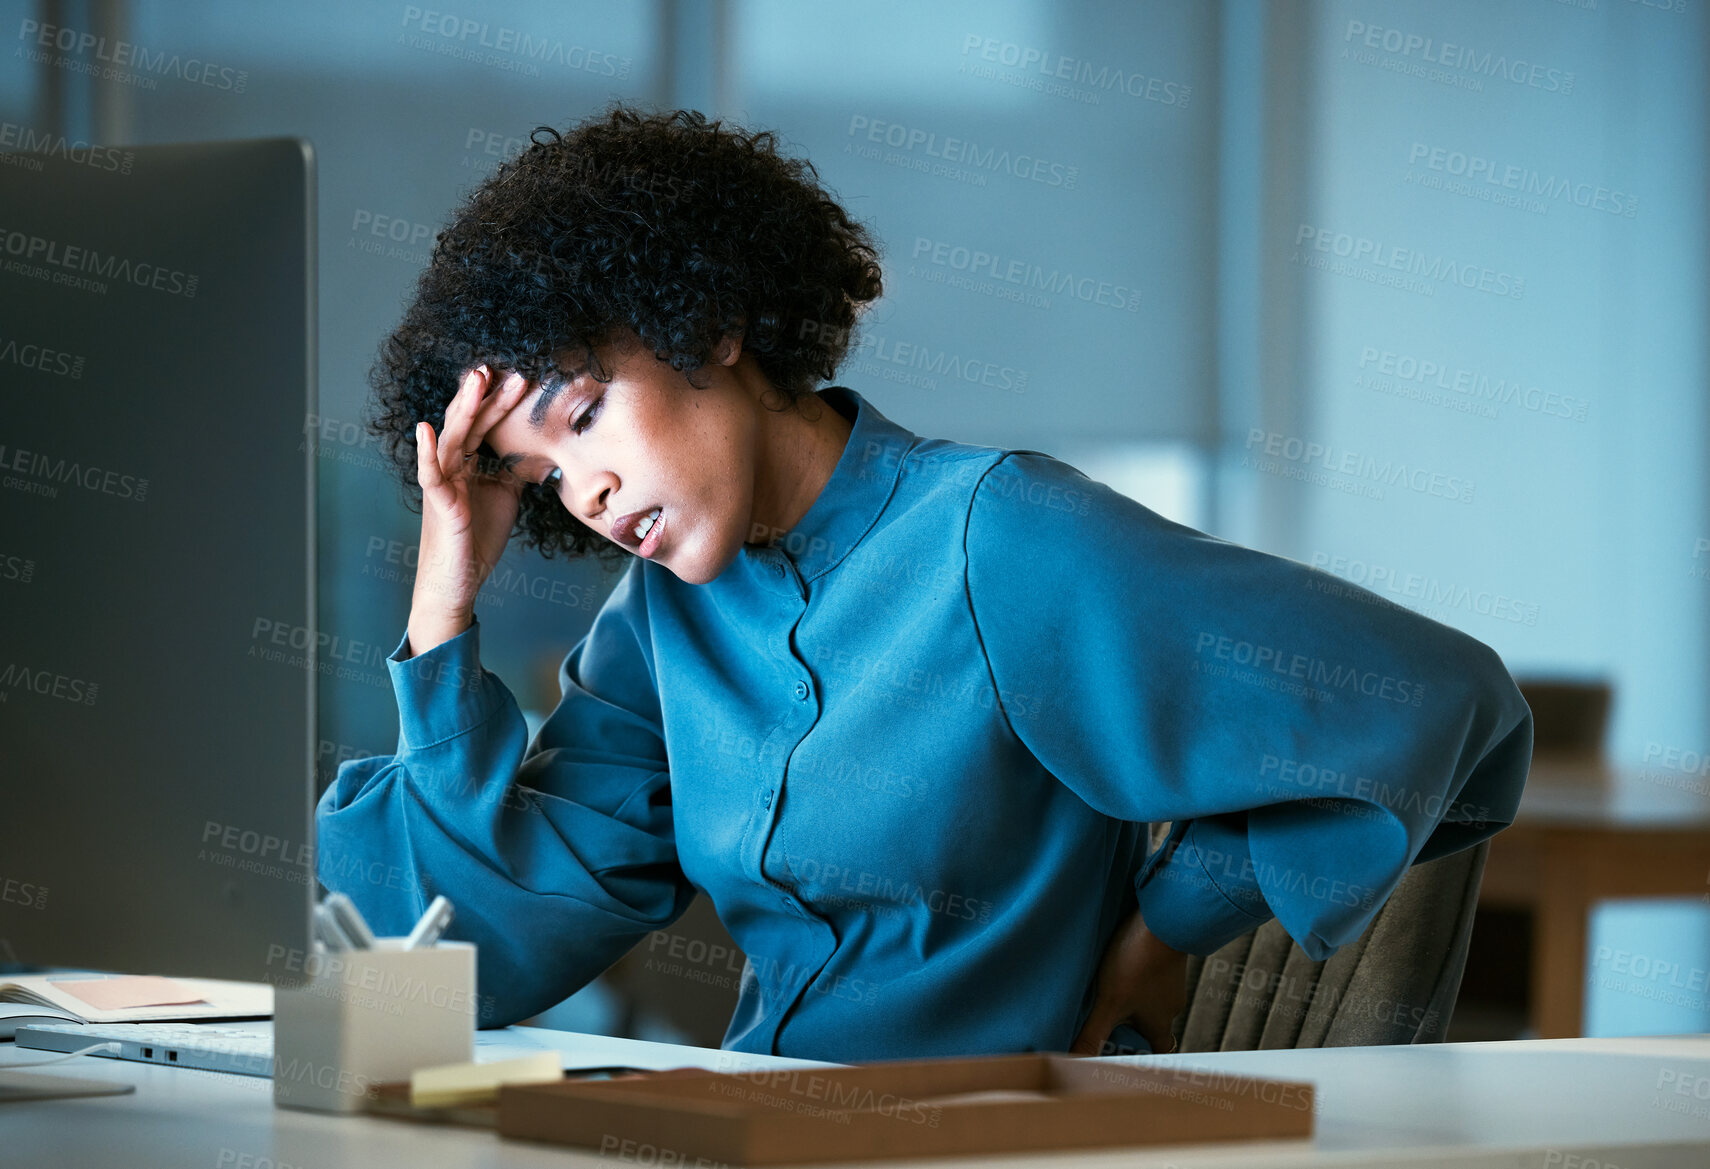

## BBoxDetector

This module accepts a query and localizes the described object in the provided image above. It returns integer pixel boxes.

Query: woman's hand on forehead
[460,367,535,460]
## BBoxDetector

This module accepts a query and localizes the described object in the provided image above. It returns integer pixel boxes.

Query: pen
[313,903,354,952]
[324,892,375,949]
[404,894,454,950]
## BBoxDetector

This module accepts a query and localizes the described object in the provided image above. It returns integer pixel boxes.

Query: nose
[568,467,615,528]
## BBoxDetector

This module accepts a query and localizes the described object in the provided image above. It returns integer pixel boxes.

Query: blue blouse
[315,385,1533,1062]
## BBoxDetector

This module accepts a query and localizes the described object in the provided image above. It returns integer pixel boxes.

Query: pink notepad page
[48,975,208,1011]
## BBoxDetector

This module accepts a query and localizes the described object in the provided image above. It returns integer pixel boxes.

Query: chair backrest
[1168,836,1490,1051]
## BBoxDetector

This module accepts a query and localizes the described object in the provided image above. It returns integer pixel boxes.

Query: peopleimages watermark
[1404,141,1637,220]
[0,441,150,502]
[317,738,380,783]
[0,551,37,584]
[0,227,198,298]
[1193,630,1427,706]
[215,1149,308,1169]
[265,943,496,1020]
[1244,428,1475,505]
[1300,567,1425,625]
[348,207,435,267]
[319,847,425,898]
[706,1061,944,1127]
[460,126,530,173]
[1190,954,1439,1038]
[301,411,390,475]
[701,723,929,801]
[597,1135,731,1169]
[1258,754,1492,825]
[1356,345,1587,423]
[1638,740,1710,799]
[398,6,631,79]
[957,33,1191,108]
[16,18,249,93]
[808,641,1045,720]
[1340,19,1575,95]
[643,928,748,984]
[1293,224,1524,300]
[908,235,1141,312]
[0,332,85,379]
[1152,843,1381,914]
[1654,1074,1710,1124]
[0,120,133,174]
[362,535,599,613]
[1309,551,1542,627]
[844,327,1029,394]
[198,820,314,888]
[844,114,1079,190]
[1,873,49,911]
[639,930,879,1006]
[249,617,392,690]
[1591,945,1710,1012]
[1643,741,1710,779]
[1593,945,1710,991]
[782,853,995,924]
[0,661,99,706]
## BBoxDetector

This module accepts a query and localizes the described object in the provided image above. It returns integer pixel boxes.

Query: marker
[404,895,454,950]
[313,903,353,953]
[324,892,375,949]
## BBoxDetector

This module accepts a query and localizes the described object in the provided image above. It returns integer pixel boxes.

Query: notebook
[0,973,272,1032]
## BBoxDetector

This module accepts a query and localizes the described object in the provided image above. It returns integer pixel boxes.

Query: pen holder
[272,938,475,1113]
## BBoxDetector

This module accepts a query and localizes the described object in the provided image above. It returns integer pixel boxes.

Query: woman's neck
[746,387,854,547]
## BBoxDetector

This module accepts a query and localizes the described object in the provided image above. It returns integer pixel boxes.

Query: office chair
[1162,827,1491,1051]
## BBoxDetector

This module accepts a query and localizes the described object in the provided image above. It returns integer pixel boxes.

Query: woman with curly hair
[316,101,1534,1062]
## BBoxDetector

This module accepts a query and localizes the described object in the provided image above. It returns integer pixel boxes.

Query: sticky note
[49,975,207,1011]
[410,1052,563,1109]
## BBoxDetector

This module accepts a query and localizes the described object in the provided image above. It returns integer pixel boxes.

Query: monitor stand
[0,1068,137,1102]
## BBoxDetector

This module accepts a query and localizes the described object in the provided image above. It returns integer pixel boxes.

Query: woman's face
[483,332,765,586]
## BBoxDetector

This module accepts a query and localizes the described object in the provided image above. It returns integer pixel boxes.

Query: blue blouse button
[771,563,785,578]
[793,680,809,700]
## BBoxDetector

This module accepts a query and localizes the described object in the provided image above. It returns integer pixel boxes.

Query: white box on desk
[272,938,475,1113]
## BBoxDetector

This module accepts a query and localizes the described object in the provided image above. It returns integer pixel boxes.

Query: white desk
[6,1030,1710,1167]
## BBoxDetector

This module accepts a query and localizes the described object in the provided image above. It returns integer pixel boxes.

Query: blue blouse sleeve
[314,560,695,1027]
[963,451,1533,961]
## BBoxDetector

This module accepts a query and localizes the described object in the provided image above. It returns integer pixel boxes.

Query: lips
[609,506,658,551]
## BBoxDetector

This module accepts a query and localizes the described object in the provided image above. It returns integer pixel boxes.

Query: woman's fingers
[436,366,489,480]
[416,421,443,491]
[417,363,532,501]
[464,369,532,461]
[1070,999,1122,1057]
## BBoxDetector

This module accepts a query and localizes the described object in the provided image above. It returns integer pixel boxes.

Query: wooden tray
[497,1053,1315,1164]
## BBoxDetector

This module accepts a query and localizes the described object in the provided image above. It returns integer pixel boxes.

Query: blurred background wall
[5,0,1705,1044]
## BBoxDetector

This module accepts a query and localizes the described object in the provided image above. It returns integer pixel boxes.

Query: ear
[713,331,743,366]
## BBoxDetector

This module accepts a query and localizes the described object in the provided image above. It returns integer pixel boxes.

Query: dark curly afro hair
[366,100,885,564]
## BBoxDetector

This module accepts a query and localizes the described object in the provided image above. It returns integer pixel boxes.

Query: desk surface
[6,1029,1710,1167]
[1519,755,1710,827]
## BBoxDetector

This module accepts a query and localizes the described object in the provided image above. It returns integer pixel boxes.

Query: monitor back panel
[0,137,317,982]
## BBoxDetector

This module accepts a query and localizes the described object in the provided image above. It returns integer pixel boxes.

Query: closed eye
[524,384,600,488]
[570,393,603,435]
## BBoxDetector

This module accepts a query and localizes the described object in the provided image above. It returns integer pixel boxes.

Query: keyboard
[14,1021,274,1077]
[13,1021,709,1081]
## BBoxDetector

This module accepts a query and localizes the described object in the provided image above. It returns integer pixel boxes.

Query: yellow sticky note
[409,1052,562,1109]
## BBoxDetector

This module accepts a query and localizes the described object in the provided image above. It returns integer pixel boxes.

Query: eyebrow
[496,370,574,473]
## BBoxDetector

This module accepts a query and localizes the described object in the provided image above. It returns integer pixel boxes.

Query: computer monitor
[0,136,316,987]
